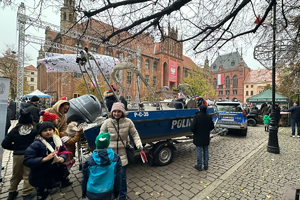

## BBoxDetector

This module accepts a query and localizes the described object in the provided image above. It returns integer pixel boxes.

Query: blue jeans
[119,166,127,200]
[291,119,300,136]
[196,146,209,168]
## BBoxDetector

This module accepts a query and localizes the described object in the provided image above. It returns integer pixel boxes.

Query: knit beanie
[40,111,58,122]
[95,132,110,149]
[31,95,39,102]
[111,102,125,113]
[19,110,33,124]
[36,121,55,135]
[108,85,117,92]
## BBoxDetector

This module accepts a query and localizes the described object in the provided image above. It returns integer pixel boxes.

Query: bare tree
[0,46,31,99]
[2,0,300,61]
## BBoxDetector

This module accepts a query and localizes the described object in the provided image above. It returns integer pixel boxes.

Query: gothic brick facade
[37,0,196,102]
[210,52,251,102]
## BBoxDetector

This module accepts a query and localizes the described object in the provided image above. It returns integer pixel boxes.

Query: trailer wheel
[154,145,174,166]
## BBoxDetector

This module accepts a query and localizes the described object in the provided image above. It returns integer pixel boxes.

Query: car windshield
[217,104,243,112]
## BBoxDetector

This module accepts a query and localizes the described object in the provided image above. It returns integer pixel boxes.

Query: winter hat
[66,122,78,137]
[177,93,185,100]
[36,121,55,135]
[108,85,117,92]
[95,132,110,149]
[61,96,67,100]
[40,111,58,122]
[31,95,40,102]
[111,102,125,113]
[19,110,33,124]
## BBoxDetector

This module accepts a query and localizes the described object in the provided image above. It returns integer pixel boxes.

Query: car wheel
[247,118,256,127]
[240,128,247,136]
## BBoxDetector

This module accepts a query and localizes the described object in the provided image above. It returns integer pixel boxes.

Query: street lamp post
[267,0,280,154]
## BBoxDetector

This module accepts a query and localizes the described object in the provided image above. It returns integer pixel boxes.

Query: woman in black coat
[190,105,214,171]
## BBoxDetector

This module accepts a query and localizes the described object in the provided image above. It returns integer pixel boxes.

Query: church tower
[60,0,77,30]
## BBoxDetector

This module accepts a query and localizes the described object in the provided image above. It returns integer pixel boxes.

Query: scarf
[37,134,63,164]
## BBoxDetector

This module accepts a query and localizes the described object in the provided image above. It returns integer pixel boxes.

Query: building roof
[211,51,248,72]
[182,55,196,69]
[25,65,37,70]
[244,69,272,84]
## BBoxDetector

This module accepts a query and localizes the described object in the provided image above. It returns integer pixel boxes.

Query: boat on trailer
[39,50,228,168]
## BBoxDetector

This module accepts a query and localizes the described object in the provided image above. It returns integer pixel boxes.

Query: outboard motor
[67,94,102,123]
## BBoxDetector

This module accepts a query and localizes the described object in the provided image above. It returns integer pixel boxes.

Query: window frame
[126,71,132,85]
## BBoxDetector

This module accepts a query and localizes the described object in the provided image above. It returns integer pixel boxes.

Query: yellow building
[243,69,272,103]
[24,65,38,92]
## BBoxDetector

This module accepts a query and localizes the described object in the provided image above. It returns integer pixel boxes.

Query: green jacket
[263,115,271,124]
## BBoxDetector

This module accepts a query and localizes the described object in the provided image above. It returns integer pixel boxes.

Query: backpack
[87,154,117,194]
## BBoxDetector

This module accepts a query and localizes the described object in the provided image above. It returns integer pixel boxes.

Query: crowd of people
[3,95,143,200]
[3,91,300,200]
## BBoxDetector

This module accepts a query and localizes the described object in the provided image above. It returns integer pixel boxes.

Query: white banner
[37,53,120,75]
[0,77,10,180]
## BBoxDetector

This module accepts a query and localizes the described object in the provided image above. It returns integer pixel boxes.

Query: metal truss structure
[16,3,159,101]
[253,39,299,70]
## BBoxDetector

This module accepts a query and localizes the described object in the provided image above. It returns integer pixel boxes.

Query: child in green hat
[82,133,122,200]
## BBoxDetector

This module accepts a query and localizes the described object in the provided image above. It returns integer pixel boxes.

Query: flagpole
[267,0,280,154]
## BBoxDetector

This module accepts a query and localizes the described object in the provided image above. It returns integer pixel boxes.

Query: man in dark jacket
[284,102,300,137]
[190,105,214,171]
[24,95,40,123]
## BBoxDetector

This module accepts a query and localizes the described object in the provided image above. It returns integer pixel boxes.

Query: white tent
[24,89,51,98]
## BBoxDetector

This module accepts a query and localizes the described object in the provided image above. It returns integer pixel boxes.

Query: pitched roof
[25,65,37,70]
[182,55,196,69]
[211,51,248,71]
[244,69,272,83]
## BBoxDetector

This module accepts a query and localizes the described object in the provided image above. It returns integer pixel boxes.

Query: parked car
[214,100,248,136]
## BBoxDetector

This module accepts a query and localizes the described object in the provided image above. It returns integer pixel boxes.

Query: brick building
[243,69,274,103]
[210,52,251,102]
[37,0,196,102]
[24,65,37,92]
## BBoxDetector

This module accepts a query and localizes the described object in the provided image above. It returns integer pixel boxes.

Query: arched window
[233,75,238,88]
[213,78,217,89]
[63,12,66,21]
[225,76,230,88]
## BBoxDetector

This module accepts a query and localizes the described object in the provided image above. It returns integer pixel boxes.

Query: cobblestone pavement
[0,121,296,200]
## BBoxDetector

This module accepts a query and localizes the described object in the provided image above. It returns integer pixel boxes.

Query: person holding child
[2,110,37,200]
[82,132,122,200]
[100,102,143,200]
[23,121,71,200]
[263,113,271,132]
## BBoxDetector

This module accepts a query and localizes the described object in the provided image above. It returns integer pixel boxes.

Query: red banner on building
[169,60,177,82]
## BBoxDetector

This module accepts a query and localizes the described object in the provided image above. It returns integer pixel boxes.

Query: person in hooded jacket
[23,121,70,200]
[104,85,117,112]
[174,93,186,109]
[191,105,214,171]
[100,102,142,200]
[42,100,70,136]
[82,132,122,200]
[24,95,40,124]
[2,110,37,200]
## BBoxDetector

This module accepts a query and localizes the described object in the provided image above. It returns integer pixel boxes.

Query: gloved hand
[137,145,143,150]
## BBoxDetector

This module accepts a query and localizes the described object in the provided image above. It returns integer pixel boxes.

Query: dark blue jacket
[82,148,122,200]
[105,95,117,112]
[23,138,68,188]
[284,105,300,120]
[174,99,186,109]
[24,102,40,123]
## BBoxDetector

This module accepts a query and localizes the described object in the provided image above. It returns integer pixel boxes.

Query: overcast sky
[0,1,264,70]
